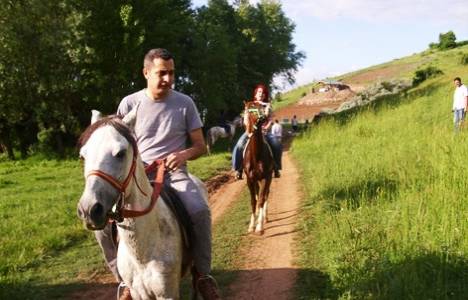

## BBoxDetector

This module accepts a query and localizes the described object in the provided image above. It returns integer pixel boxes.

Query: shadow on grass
[295,252,467,299]
[0,281,117,300]
[318,177,399,212]
[1,268,328,300]
[336,252,468,299]
[4,255,465,299]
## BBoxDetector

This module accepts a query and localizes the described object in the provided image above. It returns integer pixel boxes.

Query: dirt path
[225,150,301,300]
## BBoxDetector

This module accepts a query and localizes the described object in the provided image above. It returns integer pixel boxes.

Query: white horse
[77,110,206,299]
[205,116,242,155]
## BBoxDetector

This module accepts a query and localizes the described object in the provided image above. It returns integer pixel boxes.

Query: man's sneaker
[197,275,221,300]
[235,170,243,180]
[117,283,132,300]
[274,170,281,178]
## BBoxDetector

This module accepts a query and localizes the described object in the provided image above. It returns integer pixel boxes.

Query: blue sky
[192,0,468,89]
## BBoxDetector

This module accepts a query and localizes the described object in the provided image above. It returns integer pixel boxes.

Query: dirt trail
[225,150,301,300]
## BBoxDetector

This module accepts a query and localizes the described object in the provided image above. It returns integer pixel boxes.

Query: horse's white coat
[78,110,205,299]
[206,116,242,154]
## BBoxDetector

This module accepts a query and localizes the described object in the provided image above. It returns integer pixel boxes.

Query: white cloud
[281,0,468,24]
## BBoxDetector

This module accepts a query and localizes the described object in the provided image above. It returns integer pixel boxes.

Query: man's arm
[165,128,206,170]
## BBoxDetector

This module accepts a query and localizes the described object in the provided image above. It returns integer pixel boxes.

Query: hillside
[275,46,468,123]
[290,45,468,298]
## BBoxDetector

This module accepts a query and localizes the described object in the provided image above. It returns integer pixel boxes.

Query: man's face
[454,79,461,87]
[143,58,175,99]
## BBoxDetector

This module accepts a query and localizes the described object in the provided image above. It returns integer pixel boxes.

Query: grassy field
[0,139,236,299]
[291,46,468,299]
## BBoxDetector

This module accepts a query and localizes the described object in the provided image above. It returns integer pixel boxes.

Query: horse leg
[247,180,257,233]
[263,179,271,223]
[256,177,272,234]
[255,180,266,234]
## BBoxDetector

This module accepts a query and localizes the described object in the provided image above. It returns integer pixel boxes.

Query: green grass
[291,47,468,299]
[0,143,233,299]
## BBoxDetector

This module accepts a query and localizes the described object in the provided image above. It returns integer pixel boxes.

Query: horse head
[77,110,142,230]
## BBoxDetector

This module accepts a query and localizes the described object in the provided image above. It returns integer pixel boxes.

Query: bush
[460,54,468,65]
[412,66,444,86]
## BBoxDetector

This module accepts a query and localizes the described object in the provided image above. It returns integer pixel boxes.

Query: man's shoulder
[121,89,145,104]
[169,90,194,103]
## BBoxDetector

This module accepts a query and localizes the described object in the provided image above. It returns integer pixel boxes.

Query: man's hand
[165,152,189,170]
[165,128,206,171]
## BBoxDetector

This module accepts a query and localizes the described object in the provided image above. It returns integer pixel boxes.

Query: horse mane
[78,115,137,151]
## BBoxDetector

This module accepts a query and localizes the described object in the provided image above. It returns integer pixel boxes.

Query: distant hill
[274,45,468,123]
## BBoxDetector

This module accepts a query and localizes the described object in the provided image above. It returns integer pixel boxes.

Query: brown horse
[242,101,274,234]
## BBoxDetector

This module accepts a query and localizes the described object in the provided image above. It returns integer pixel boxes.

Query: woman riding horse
[232,84,282,179]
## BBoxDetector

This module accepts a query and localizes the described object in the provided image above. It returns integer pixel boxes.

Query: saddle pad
[243,135,274,159]
[160,187,194,251]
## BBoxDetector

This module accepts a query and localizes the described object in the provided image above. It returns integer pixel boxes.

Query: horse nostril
[90,202,104,221]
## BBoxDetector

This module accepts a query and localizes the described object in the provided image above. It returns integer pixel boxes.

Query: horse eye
[115,149,126,159]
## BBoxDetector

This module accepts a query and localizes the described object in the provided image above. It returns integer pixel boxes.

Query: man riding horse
[93,48,220,300]
[232,84,283,179]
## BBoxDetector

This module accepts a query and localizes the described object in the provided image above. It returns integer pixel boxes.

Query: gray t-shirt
[117,89,203,164]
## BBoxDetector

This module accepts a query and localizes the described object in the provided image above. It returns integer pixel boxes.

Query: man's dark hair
[144,48,173,68]
[454,77,462,82]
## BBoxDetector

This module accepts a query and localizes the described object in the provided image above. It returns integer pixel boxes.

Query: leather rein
[86,144,165,222]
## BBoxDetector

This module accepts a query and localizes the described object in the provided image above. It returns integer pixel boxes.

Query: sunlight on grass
[291,46,468,299]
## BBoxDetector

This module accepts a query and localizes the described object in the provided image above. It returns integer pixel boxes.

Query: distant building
[317,80,350,92]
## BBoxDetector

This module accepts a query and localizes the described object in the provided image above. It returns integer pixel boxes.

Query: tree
[438,31,457,50]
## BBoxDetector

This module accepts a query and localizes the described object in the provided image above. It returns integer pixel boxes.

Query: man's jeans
[454,109,465,131]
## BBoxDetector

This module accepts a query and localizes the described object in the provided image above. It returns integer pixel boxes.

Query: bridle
[85,142,165,222]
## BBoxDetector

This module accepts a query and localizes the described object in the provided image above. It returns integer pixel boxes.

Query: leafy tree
[438,31,457,50]
[235,0,305,99]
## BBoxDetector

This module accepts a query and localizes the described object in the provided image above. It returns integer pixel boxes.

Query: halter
[86,143,165,222]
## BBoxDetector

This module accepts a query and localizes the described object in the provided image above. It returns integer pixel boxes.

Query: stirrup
[117,282,127,300]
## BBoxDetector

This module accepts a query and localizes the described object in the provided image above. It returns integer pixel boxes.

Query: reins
[86,144,166,222]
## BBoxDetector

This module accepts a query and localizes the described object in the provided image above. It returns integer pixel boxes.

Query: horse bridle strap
[86,152,165,220]
[121,159,165,218]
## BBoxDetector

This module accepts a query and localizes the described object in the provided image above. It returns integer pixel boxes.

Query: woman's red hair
[253,84,270,102]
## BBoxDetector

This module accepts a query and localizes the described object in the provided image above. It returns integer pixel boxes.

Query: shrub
[460,54,468,65]
[412,66,444,86]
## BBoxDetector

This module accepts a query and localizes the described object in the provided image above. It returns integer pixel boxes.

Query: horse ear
[122,105,138,129]
[91,110,103,124]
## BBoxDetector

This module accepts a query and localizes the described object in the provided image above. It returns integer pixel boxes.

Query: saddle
[243,134,274,159]
[221,124,231,136]
[160,186,194,251]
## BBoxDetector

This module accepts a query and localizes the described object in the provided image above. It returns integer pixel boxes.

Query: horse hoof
[248,227,254,233]
[255,229,264,235]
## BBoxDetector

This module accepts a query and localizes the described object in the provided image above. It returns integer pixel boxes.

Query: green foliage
[461,53,468,65]
[412,66,443,86]
[429,31,458,50]
[439,31,457,50]
[0,0,304,158]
